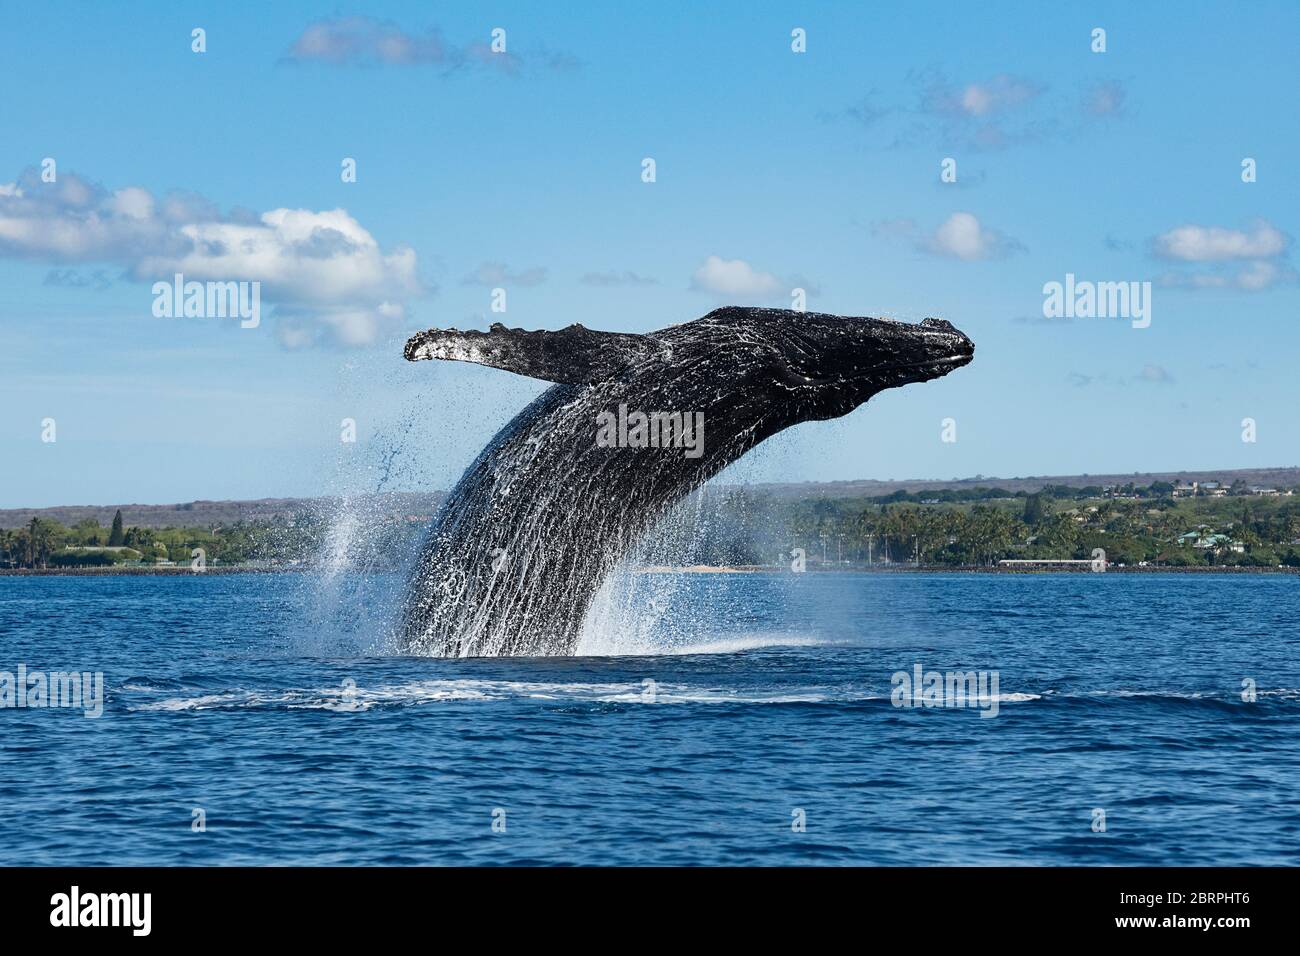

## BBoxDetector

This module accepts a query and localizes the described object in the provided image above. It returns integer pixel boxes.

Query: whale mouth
[790,353,977,395]
[873,352,973,372]
[790,345,973,398]
[799,350,973,386]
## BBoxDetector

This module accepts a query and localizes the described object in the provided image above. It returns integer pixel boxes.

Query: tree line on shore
[650,484,1300,568]
[0,510,305,569]
[772,493,1300,567]
[3,483,1300,570]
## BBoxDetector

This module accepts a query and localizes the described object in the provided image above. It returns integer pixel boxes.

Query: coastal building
[1188,533,1244,553]
[1172,480,1231,497]
[1176,529,1244,553]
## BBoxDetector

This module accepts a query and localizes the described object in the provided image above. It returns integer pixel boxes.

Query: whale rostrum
[400,307,974,657]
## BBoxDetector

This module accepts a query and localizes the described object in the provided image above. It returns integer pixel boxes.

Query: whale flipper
[404,322,662,384]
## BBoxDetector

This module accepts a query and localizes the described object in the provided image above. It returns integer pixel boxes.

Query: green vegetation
[660,482,1300,569]
[3,481,1299,571]
[51,547,142,567]
[108,509,125,546]
[757,483,1300,568]
[0,514,324,570]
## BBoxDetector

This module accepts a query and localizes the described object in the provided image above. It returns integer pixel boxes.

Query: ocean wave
[1034,688,1299,710]
[125,677,865,712]
[575,631,834,657]
[120,677,1297,714]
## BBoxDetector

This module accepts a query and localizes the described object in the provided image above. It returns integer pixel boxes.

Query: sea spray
[288,362,436,657]
[576,484,781,655]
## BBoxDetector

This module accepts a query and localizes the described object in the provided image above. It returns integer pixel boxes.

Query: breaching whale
[400,307,973,657]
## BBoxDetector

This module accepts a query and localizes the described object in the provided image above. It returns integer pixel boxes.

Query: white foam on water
[127,675,1281,713]
[1258,688,1300,699]
[131,681,502,712]
[578,626,832,658]
[134,693,242,712]
[575,548,825,656]
[645,633,834,656]
[1057,689,1211,699]
[126,677,871,712]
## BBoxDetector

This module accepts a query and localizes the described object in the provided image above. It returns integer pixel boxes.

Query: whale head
[658,308,975,423]
[405,307,973,431]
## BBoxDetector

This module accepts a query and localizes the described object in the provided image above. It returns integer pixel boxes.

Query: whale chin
[799,348,975,422]
[873,349,975,385]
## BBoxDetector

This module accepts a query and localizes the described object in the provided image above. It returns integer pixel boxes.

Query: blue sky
[1,1,1297,508]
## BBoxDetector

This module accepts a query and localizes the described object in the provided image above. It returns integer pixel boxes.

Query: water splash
[289,369,435,657]
[299,354,804,658]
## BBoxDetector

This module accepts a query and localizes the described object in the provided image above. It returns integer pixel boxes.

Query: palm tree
[26,517,62,569]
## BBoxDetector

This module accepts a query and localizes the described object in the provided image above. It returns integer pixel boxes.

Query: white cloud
[461,261,547,287]
[1083,81,1127,118]
[929,213,987,259]
[840,70,1126,153]
[580,270,658,287]
[1152,219,1292,291]
[927,74,1042,118]
[1154,220,1286,262]
[0,172,172,260]
[1070,366,1176,387]
[872,212,1020,260]
[275,323,317,350]
[1138,364,1173,384]
[286,17,456,67]
[930,73,1040,119]
[923,212,1021,261]
[109,186,155,220]
[44,267,111,290]
[284,16,576,73]
[281,301,407,349]
[690,256,785,299]
[1158,260,1296,292]
[1237,260,1288,290]
[138,208,420,306]
[0,166,425,346]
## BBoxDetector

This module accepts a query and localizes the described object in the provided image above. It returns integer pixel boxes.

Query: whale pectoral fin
[404,323,660,384]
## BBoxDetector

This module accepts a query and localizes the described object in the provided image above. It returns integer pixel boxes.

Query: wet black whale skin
[399,307,974,656]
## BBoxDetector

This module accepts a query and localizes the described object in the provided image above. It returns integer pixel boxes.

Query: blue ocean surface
[0,571,1297,865]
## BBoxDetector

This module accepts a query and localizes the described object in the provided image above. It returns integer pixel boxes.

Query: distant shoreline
[644,564,1300,575]
[2,564,1296,577]
[3,464,1298,530]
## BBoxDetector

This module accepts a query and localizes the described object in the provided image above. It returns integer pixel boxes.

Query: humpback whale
[400,307,973,657]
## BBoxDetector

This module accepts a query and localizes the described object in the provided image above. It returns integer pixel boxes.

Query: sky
[1,1,1297,508]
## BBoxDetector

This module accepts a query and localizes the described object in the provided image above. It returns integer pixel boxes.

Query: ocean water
[1,571,1297,866]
